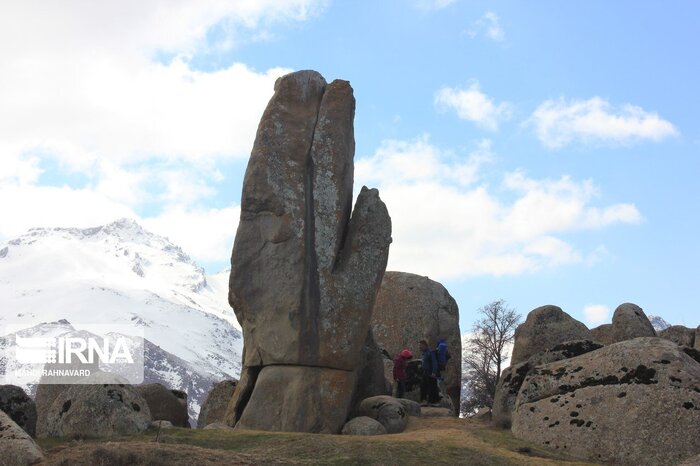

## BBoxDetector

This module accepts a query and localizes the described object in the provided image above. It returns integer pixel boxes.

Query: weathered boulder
[590,323,614,345]
[357,395,409,434]
[197,380,237,428]
[225,70,391,433]
[149,420,173,429]
[0,385,37,437]
[341,416,387,436]
[492,340,603,428]
[397,398,422,417]
[0,410,43,465]
[35,384,70,438]
[511,337,700,466]
[511,305,592,365]
[472,407,492,421]
[658,325,695,348]
[610,303,656,343]
[44,383,151,438]
[371,272,461,412]
[134,383,188,428]
[696,326,700,351]
[234,366,356,433]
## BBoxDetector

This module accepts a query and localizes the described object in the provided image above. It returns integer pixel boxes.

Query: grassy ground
[36,416,598,466]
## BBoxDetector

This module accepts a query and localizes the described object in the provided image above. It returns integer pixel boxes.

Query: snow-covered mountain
[0,219,243,425]
[647,315,671,332]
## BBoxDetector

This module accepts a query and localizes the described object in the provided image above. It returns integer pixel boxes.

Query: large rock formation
[590,323,614,345]
[510,305,592,365]
[224,70,392,433]
[370,272,461,412]
[0,385,37,438]
[0,410,44,465]
[134,383,189,428]
[610,302,656,343]
[658,325,696,348]
[44,383,151,438]
[197,380,237,428]
[511,337,700,466]
[492,340,602,428]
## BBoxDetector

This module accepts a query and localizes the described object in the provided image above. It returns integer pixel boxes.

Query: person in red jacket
[393,348,413,398]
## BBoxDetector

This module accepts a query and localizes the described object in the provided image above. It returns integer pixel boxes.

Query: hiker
[435,337,451,396]
[419,339,440,406]
[392,348,413,398]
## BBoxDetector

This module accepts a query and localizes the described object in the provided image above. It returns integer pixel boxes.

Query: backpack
[436,339,450,371]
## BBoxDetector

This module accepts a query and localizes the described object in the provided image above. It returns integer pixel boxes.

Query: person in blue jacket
[419,339,440,405]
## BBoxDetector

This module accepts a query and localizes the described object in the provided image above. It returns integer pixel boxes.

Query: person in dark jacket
[393,348,413,398]
[419,339,440,405]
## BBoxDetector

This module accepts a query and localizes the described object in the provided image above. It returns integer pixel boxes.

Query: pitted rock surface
[511,337,700,466]
[0,385,37,437]
[0,410,44,464]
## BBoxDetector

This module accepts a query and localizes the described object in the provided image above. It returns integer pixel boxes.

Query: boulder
[590,323,614,345]
[235,365,356,433]
[492,340,603,428]
[149,420,173,429]
[197,380,237,428]
[0,410,43,465]
[511,337,700,466]
[371,271,461,412]
[35,384,70,438]
[397,398,421,417]
[134,383,188,427]
[0,385,37,437]
[659,325,695,347]
[697,326,700,351]
[610,303,656,343]
[225,70,391,433]
[357,395,409,434]
[511,305,592,365]
[44,383,151,438]
[341,416,387,436]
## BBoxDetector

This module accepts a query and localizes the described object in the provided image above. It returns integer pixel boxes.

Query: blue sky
[1,1,698,332]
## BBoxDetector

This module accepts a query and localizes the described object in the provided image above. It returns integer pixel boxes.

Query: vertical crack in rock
[299,94,323,366]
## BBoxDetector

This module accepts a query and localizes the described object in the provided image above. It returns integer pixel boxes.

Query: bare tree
[461,299,520,416]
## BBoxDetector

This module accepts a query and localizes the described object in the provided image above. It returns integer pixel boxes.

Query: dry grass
[36,416,598,466]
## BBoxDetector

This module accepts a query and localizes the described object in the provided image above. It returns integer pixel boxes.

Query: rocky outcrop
[511,337,700,466]
[492,340,602,428]
[371,272,461,412]
[590,323,613,345]
[610,303,656,343]
[511,305,592,365]
[44,383,151,438]
[135,383,189,428]
[697,326,700,351]
[341,416,387,436]
[658,325,696,348]
[35,384,70,438]
[357,396,409,434]
[0,385,37,437]
[351,332,392,410]
[0,410,43,465]
[197,380,237,428]
[225,70,391,433]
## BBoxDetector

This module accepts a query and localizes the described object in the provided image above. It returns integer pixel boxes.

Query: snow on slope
[0,219,243,425]
[647,315,671,332]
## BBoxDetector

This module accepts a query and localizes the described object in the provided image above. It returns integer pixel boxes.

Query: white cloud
[583,304,610,326]
[356,137,643,280]
[435,82,512,131]
[142,206,240,263]
[528,97,678,149]
[467,11,505,42]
